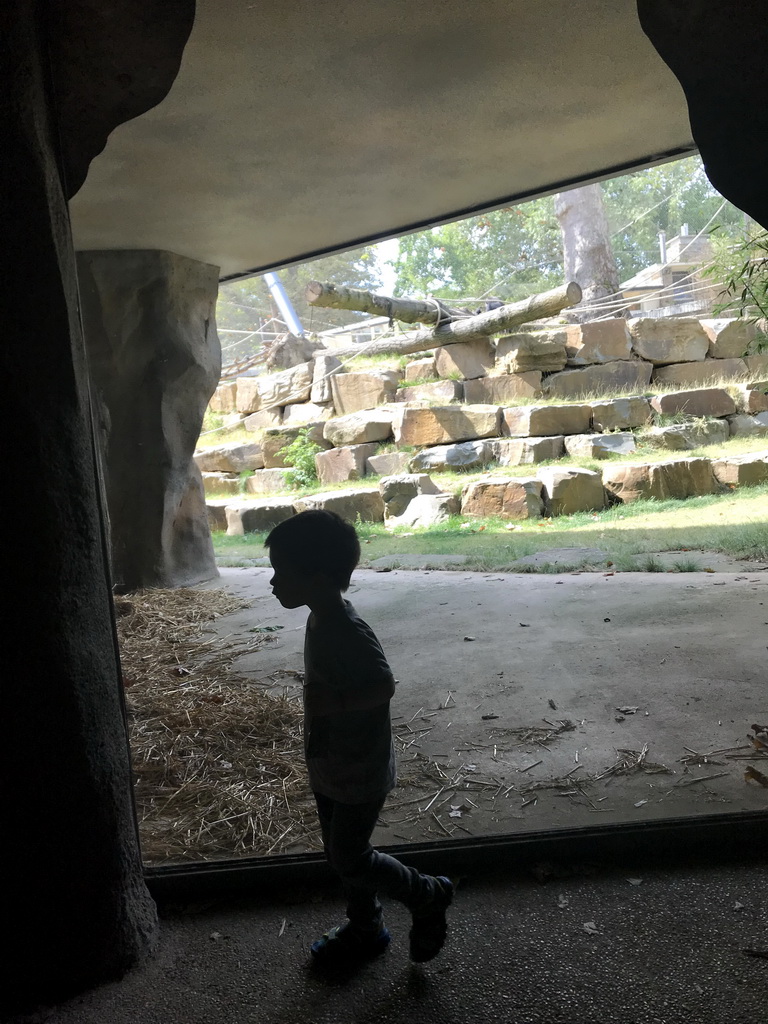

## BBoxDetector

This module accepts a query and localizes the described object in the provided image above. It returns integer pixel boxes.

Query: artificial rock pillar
[77,250,221,591]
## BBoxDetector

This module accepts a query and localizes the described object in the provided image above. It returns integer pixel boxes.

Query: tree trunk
[554,184,622,321]
[312,282,581,360]
[306,281,468,324]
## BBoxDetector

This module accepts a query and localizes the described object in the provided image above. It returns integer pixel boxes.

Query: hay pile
[117,588,318,864]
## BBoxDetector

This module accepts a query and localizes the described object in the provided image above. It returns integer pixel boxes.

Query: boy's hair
[264,510,361,590]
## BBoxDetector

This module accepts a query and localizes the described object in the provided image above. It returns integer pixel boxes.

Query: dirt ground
[208,563,768,850]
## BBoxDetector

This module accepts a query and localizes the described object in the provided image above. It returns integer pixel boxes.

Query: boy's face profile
[268,550,312,609]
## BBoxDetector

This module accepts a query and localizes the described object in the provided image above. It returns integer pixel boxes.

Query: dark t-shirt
[303,600,396,803]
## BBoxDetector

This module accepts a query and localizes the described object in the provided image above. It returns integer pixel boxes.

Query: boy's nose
[269,574,276,587]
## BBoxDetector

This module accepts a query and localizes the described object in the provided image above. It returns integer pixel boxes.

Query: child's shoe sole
[409,876,454,962]
[311,924,391,965]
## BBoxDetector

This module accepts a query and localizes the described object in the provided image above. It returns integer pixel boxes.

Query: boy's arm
[304,673,395,716]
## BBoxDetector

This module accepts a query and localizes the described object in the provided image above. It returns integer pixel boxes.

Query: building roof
[69,0,695,280]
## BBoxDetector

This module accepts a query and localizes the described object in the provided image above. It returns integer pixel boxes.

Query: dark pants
[314,792,437,936]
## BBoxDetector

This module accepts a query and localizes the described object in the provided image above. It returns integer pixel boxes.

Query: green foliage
[705,228,768,343]
[280,429,323,489]
[238,470,254,494]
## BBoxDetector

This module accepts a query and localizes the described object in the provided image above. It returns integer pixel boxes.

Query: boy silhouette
[265,510,453,965]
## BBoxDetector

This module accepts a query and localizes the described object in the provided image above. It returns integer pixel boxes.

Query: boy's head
[264,510,361,608]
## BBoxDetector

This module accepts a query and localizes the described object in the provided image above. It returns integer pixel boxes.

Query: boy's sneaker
[310,923,391,965]
[409,876,454,962]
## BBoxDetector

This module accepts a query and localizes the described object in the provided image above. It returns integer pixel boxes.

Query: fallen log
[311,282,582,360]
[305,281,469,325]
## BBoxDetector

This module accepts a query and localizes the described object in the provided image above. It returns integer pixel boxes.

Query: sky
[373,237,399,293]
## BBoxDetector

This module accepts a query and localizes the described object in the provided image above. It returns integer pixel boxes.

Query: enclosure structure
[4,0,768,1010]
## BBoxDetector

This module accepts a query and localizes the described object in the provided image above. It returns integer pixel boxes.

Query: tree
[216,248,382,362]
[554,184,620,319]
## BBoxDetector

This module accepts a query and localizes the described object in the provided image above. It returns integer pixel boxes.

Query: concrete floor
[212,567,768,846]
[24,861,768,1024]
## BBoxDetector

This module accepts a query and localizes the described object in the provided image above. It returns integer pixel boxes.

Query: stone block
[262,424,329,468]
[194,442,264,473]
[564,433,636,459]
[700,318,757,358]
[366,451,411,476]
[745,353,768,379]
[379,473,440,518]
[408,440,492,472]
[491,436,565,465]
[712,452,768,487]
[734,384,768,414]
[331,371,399,414]
[235,376,262,414]
[238,498,296,533]
[209,381,237,413]
[538,467,606,515]
[245,468,292,495]
[258,362,313,407]
[461,477,544,519]
[727,412,768,437]
[310,354,342,403]
[544,360,653,398]
[396,380,463,404]
[323,410,393,447]
[503,404,591,437]
[590,396,651,431]
[387,493,460,528]
[282,402,334,426]
[434,339,494,380]
[650,388,736,418]
[315,443,379,485]
[225,506,245,536]
[206,501,229,532]
[651,358,747,386]
[243,407,283,433]
[495,332,567,373]
[463,372,542,404]
[293,488,385,523]
[564,320,632,365]
[393,404,501,446]
[201,472,240,496]
[628,318,709,364]
[646,419,730,450]
[405,356,436,381]
[603,458,719,503]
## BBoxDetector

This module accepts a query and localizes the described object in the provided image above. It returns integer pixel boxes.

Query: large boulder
[245,468,292,495]
[393,404,501,445]
[650,387,736,418]
[282,402,334,426]
[243,407,283,433]
[734,384,768,414]
[408,440,492,472]
[396,380,463,403]
[315,443,380,485]
[712,452,768,487]
[310,354,342,404]
[628,318,709,364]
[293,488,385,523]
[237,364,313,412]
[700,318,757,358]
[194,442,264,473]
[491,436,565,465]
[503,404,591,437]
[745,353,768,378]
[461,477,544,519]
[206,500,229,532]
[234,375,261,414]
[331,370,399,414]
[564,320,632,365]
[209,381,237,413]
[201,472,240,496]
[463,371,542,404]
[379,473,440,518]
[727,412,768,437]
[434,338,494,380]
[225,498,296,534]
[603,458,719,503]
[651,358,748,386]
[495,332,567,373]
[589,396,651,431]
[387,493,460,528]
[544,360,653,398]
[323,410,393,447]
[366,451,411,476]
[77,249,220,589]
[564,433,636,459]
[262,424,329,468]
[538,467,606,515]
[645,419,730,450]
[404,356,436,381]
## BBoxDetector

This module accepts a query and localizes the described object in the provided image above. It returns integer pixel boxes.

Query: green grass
[212,482,768,570]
